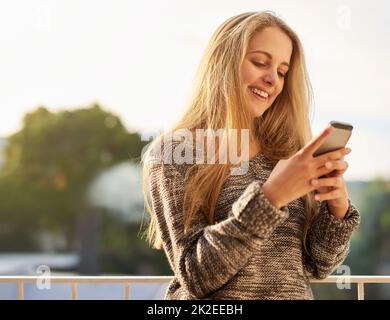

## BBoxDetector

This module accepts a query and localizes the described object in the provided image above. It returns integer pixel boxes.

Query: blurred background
[0,0,389,299]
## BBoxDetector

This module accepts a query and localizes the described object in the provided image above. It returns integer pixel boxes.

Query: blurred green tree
[347,178,390,275]
[0,104,147,255]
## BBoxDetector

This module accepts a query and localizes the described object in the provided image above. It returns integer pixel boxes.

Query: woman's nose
[262,72,277,86]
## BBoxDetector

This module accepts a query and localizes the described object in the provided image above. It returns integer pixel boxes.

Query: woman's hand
[310,155,351,220]
[262,126,351,212]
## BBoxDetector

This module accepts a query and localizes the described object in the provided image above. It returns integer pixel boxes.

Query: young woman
[141,11,360,300]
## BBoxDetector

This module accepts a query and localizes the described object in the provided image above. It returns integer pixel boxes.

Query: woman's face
[241,26,293,119]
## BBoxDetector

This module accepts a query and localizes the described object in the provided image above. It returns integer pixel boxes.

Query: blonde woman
[141,11,360,300]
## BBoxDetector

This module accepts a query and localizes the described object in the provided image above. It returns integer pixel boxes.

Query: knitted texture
[147,141,361,300]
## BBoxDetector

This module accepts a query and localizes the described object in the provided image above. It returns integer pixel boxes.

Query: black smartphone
[313,120,353,157]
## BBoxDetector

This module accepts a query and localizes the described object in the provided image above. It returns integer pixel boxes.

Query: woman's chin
[250,105,267,118]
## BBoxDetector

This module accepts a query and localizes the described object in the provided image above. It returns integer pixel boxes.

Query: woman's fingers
[317,160,349,177]
[314,147,351,165]
[311,176,344,188]
[301,126,334,157]
[313,188,344,201]
[311,176,347,201]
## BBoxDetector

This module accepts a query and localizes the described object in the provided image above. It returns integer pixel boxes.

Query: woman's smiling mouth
[248,86,269,102]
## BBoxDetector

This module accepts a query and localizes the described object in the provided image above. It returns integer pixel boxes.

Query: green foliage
[99,211,171,275]
[379,208,390,230]
[0,104,148,251]
[350,178,390,273]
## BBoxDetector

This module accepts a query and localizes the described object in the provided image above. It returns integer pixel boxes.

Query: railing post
[357,282,365,300]
[124,283,130,300]
[71,282,78,300]
[17,281,24,300]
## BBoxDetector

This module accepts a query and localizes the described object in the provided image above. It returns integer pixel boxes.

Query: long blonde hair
[141,11,318,256]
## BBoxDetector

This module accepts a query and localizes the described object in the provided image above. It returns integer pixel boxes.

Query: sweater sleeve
[304,199,361,280]
[148,162,290,299]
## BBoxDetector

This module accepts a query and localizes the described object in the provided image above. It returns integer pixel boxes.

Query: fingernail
[346,148,352,154]
[315,195,320,200]
[312,179,318,186]
[325,162,332,168]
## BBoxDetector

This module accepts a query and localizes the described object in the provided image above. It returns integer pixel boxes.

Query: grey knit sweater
[147,140,361,300]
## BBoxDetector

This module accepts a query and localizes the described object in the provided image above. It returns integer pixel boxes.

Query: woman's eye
[252,61,286,78]
[252,61,266,67]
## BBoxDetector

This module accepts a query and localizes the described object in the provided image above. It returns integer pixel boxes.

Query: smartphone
[313,120,353,157]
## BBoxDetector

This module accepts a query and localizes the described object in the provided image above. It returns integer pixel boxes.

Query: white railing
[310,275,390,300]
[0,275,389,300]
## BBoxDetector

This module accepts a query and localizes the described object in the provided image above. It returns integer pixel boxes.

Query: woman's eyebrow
[249,49,290,68]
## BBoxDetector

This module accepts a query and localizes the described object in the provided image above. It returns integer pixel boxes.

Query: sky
[0,0,389,180]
